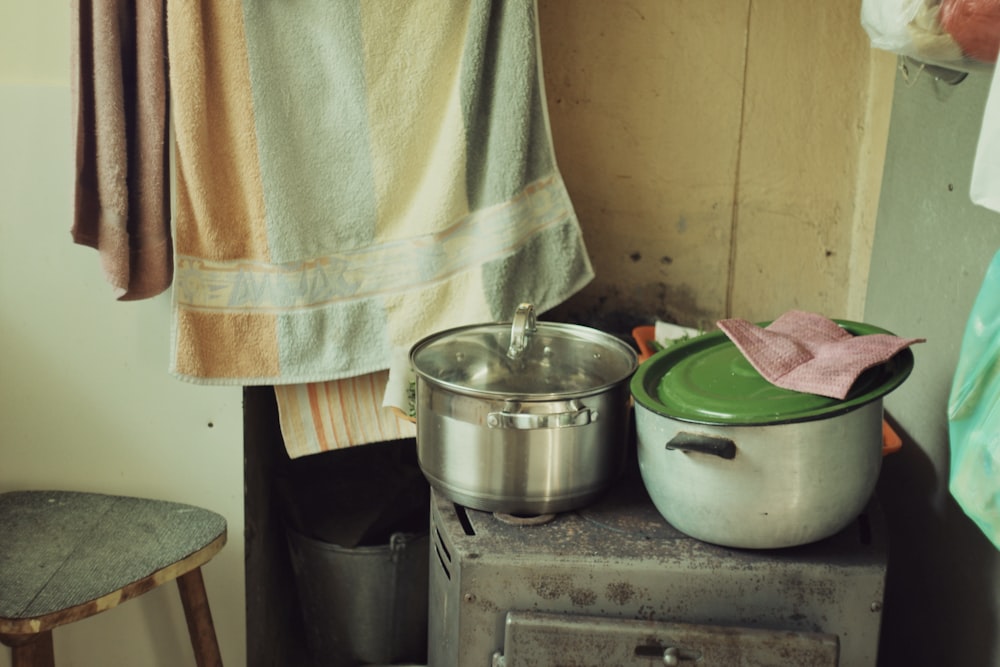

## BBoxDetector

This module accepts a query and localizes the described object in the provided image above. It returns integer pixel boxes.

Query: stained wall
[538,0,896,329]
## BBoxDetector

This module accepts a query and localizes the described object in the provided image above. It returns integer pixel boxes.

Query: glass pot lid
[630,320,915,425]
[409,304,639,399]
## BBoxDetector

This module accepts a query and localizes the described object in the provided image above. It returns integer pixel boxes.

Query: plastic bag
[861,0,998,67]
[861,0,923,54]
[948,248,1000,550]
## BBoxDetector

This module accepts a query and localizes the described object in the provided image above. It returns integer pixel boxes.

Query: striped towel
[274,371,416,459]
[165,0,594,419]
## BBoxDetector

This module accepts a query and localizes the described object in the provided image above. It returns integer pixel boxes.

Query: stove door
[493,611,839,667]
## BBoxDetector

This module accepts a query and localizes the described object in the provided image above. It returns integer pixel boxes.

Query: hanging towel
[165,0,594,411]
[274,371,416,459]
[717,310,924,400]
[71,0,172,301]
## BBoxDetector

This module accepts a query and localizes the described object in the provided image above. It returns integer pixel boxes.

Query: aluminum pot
[409,304,638,515]
[630,320,914,549]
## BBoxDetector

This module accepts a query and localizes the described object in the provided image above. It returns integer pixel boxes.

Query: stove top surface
[439,465,886,569]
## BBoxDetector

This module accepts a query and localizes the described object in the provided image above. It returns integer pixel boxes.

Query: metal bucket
[286,527,429,666]
[277,440,429,666]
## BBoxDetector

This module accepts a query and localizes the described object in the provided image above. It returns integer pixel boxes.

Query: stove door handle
[661,646,701,665]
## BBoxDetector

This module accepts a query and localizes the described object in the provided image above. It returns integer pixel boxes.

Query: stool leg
[176,567,223,667]
[1,630,56,667]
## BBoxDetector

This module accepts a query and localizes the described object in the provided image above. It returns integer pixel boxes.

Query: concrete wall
[539,0,895,327]
[866,66,1000,666]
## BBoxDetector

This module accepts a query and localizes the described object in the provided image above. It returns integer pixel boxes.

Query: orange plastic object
[881,419,903,456]
[630,325,902,457]
[632,325,657,363]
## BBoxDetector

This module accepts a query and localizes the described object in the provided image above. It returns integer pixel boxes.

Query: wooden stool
[0,490,227,666]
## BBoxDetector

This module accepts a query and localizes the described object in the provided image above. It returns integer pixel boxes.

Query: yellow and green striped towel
[166,0,593,413]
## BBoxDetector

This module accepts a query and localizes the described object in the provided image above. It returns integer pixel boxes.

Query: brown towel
[717,310,924,400]
[71,0,171,301]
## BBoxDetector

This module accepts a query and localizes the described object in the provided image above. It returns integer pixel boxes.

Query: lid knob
[506,303,537,360]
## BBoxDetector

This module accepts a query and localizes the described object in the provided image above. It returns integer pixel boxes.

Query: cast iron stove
[428,463,886,666]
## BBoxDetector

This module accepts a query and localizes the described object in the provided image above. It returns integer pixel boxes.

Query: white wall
[0,5,246,667]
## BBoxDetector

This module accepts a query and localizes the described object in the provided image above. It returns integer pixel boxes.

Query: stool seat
[0,490,227,666]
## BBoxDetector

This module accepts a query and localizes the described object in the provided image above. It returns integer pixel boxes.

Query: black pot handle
[666,432,737,460]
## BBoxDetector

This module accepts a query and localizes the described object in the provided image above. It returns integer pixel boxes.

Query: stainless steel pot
[409,304,638,514]
[630,320,914,549]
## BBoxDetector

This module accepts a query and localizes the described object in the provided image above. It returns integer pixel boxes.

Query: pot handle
[487,401,596,429]
[666,432,737,459]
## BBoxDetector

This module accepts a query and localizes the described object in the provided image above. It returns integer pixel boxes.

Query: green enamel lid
[630,320,915,425]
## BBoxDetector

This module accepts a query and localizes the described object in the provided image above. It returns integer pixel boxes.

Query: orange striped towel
[274,371,415,458]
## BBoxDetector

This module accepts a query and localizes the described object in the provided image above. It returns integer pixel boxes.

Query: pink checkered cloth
[716,310,924,400]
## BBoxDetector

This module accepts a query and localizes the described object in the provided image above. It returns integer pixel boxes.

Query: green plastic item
[949,249,1000,551]
[630,320,915,426]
